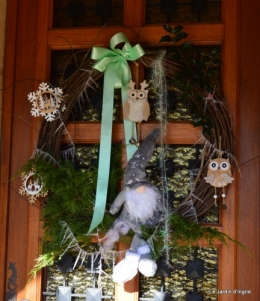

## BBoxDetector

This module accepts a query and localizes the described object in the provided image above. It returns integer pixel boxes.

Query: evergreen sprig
[19,145,123,269]
[170,214,228,246]
[28,252,56,283]
[142,213,250,259]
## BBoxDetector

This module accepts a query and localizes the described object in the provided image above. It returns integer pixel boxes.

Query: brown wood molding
[48,23,224,50]
[0,0,48,299]
[237,0,260,299]
[62,122,202,144]
[218,0,240,299]
[123,0,146,27]
[115,241,139,301]
[0,0,19,297]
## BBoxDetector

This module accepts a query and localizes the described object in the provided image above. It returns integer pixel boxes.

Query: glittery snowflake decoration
[28,82,65,122]
[19,171,48,204]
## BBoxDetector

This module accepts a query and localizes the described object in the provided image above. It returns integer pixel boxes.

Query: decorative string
[60,220,127,290]
[146,221,161,255]
[203,86,217,113]
[60,221,127,268]
[52,113,76,159]
[31,148,60,165]
[151,51,171,263]
[76,69,97,107]
[188,169,204,205]
[178,199,198,223]
[0,107,41,131]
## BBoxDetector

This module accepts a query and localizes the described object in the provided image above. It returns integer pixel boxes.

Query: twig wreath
[18,25,246,280]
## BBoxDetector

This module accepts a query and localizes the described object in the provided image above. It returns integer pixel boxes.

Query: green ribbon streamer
[87,33,145,234]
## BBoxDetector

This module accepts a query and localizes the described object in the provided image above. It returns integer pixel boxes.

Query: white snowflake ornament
[28,82,65,122]
[19,171,48,204]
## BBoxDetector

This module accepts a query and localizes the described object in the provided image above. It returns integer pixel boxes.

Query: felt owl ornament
[123,80,150,122]
[204,157,234,208]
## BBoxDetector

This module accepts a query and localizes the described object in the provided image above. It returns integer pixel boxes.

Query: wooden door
[0,0,259,300]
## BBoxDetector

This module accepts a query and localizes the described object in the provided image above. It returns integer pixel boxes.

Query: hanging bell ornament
[129,138,139,146]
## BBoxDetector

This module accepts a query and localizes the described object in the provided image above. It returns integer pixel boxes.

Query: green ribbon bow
[91,32,144,87]
[87,33,145,234]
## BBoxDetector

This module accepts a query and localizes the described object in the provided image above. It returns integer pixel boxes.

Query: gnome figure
[103,128,164,283]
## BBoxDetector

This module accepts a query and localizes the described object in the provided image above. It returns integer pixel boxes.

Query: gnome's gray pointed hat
[124,128,161,187]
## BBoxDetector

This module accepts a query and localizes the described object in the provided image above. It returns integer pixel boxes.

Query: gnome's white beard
[125,187,158,222]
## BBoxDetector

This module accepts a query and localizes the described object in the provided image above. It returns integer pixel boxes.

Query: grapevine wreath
[18,25,246,280]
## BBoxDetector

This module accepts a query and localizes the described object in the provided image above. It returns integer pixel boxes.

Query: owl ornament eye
[137,91,145,99]
[204,157,234,209]
[220,161,230,170]
[130,91,137,99]
[209,161,219,170]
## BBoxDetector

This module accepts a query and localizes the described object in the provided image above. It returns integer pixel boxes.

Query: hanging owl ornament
[123,80,150,144]
[123,80,150,122]
[204,157,234,208]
